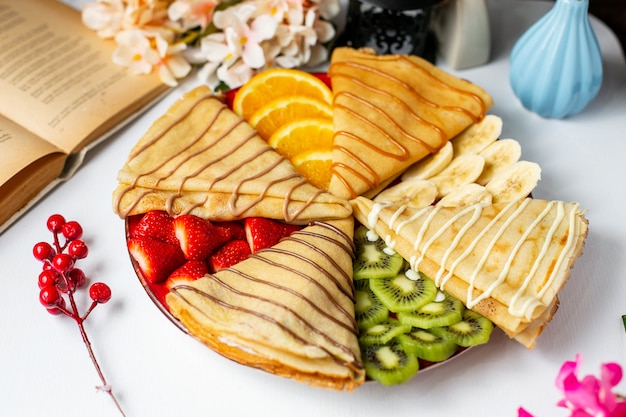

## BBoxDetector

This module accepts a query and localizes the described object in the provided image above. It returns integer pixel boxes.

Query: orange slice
[268,118,335,160]
[233,68,333,120]
[249,96,333,140]
[291,148,334,190]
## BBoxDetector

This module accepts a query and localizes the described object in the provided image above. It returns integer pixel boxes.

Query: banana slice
[476,138,522,185]
[485,160,541,203]
[401,141,454,181]
[452,114,503,156]
[428,153,485,198]
[374,178,438,208]
[437,183,493,207]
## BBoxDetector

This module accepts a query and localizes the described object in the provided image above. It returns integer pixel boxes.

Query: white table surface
[2,1,626,416]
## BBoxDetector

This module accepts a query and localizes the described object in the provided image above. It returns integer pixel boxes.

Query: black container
[338,0,443,60]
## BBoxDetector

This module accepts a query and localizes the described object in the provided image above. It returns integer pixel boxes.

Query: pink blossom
[519,355,626,417]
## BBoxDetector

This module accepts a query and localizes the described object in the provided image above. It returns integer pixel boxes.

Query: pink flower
[519,355,626,417]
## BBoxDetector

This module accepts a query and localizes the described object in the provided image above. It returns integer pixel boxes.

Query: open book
[0,0,170,234]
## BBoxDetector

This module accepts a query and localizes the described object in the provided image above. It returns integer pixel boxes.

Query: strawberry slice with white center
[131,211,178,245]
[209,240,252,272]
[244,217,303,253]
[164,260,209,291]
[173,215,231,261]
[128,238,186,284]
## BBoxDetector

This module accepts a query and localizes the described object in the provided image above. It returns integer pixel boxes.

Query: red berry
[164,260,208,291]
[46,297,66,315]
[67,268,86,289]
[38,270,59,289]
[89,282,111,304]
[131,211,179,245]
[46,214,66,233]
[68,240,88,259]
[52,253,74,272]
[173,215,231,261]
[244,217,302,253]
[62,221,83,241]
[209,240,251,272]
[128,238,186,284]
[33,242,55,261]
[39,285,62,307]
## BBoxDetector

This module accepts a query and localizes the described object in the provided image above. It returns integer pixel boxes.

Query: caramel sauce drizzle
[328,59,488,198]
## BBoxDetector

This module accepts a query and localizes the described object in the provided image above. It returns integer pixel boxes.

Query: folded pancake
[328,47,493,199]
[113,85,352,223]
[166,218,365,390]
[351,196,588,349]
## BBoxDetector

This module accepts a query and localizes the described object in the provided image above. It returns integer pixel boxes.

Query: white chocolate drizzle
[364,198,580,321]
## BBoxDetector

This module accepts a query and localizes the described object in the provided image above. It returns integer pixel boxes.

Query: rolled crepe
[328,47,493,199]
[351,196,588,349]
[113,86,352,223]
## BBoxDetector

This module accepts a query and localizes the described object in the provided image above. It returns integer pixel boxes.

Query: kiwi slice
[361,340,419,386]
[397,328,459,363]
[369,272,437,312]
[430,309,494,347]
[359,318,412,346]
[396,291,465,328]
[353,226,404,280]
[354,280,389,330]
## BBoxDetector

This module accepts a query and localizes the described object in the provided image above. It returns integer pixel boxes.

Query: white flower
[82,0,126,38]
[213,3,279,69]
[112,29,160,74]
[168,0,217,31]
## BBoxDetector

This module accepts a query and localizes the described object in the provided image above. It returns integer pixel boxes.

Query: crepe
[351,196,588,349]
[328,47,493,199]
[166,218,365,390]
[113,85,352,223]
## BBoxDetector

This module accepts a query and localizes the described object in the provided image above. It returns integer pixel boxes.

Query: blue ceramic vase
[509,0,603,119]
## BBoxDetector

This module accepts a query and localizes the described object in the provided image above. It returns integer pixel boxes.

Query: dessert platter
[113,47,588,390]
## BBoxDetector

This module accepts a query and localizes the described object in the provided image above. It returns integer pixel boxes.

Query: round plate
[125,72,474,381]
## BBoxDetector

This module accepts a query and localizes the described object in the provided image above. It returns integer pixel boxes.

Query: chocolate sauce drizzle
[169,221,364,374]
[115,91,343,222]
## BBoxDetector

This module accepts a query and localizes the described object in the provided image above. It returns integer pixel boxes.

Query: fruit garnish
[352,224,494,385]
[164,260,208,291]
[128,238,186,284]
[233,68,333,120]
[130,210,179,244]
[361,340,419,386]
[267,117,335,160]
[244,217,302,253]
[291,148,334,190]
[33,214,126,416]
[173,215,232,261]
[352,226,404,280]
[209,239,252,272]
[248,95,333,140]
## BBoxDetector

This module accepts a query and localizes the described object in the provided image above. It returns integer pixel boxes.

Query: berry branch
[33,214,126,417]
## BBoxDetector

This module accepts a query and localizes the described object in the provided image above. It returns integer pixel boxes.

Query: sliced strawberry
[280,223,303,239]
[131,211,178,245]
[209,240,251,272]
[164,260,208,291]
[128,238,186,284]
[215,220,246,241]
[244,217,303,253]
[173,215,231,261]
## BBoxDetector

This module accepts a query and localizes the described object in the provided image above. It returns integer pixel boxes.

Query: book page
[0,0,169,154]
[0,115,64,185]
[0,114,66,227]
